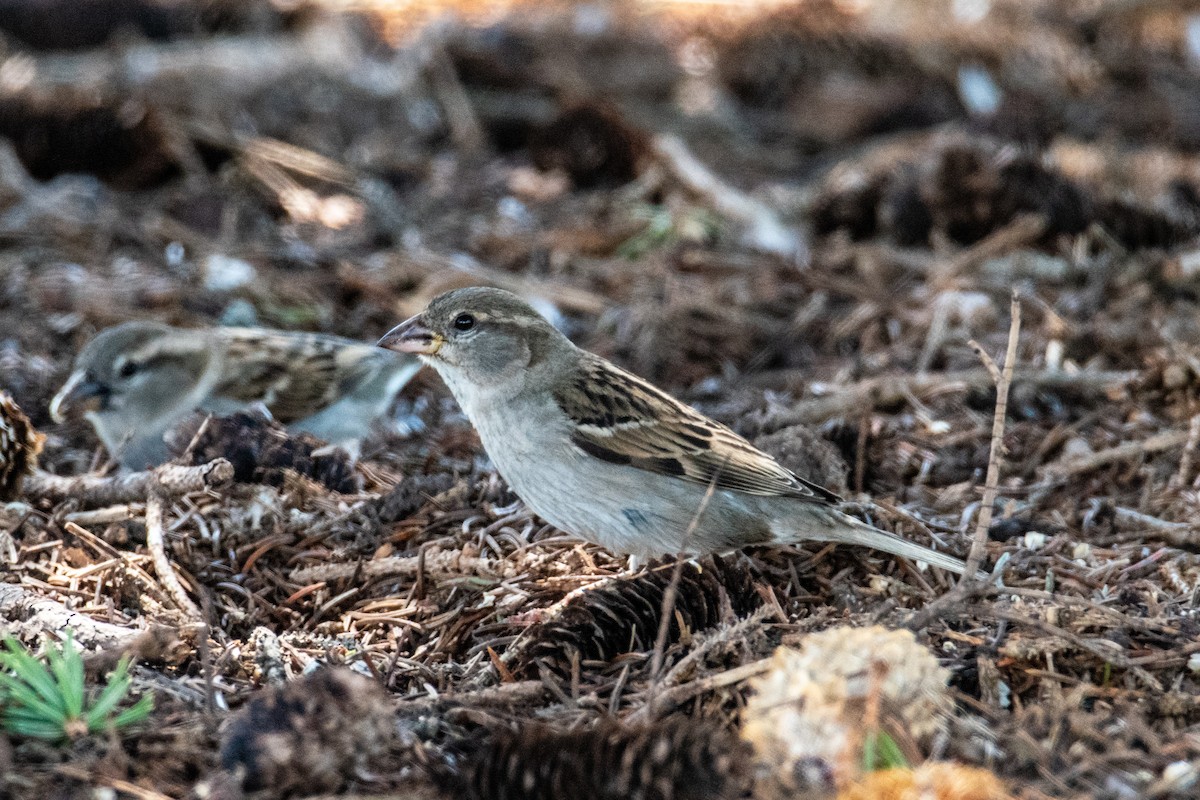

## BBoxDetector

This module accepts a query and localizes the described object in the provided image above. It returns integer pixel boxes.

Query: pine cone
[0,392,44,501]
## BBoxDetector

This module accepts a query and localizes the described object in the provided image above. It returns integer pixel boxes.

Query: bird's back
[211,329,402,423]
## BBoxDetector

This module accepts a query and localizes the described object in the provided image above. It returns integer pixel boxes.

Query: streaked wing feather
[556,355,840,503]
[213,330,387,423]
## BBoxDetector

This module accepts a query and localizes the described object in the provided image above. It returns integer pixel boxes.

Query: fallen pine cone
[0,392,44,501]
[448,717,751,800]
[169,409,360,494]
[517,554,761,679]
[217,668,396,797]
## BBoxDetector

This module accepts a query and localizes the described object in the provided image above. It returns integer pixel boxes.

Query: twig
[399,681,549,713]
[628,658,771,722]
[651,133,806,261]
[289,549,504,584]
[1044,430,1191,478]
[24,459,233,507]
[63,504,143,526]
[963,291,1021,582]
[198,593,216,717]
[658,606,774,688]
[969,341,1001,384]
[648,469,723,684]
[935,214,1047,286]
[144,495,202,620]
[1172,413,1200,488]
[0,584,143,649]
[1127,640,1200,668]
[743,368,1136,432]
[902,580,991,632]
[1109,507,1198,548]
[423,43,485,153]
[23,21,421,96]
[1000,585,1181,635]
[989,608,1163,691]
[54,768,175,800]
[240,137,357,185]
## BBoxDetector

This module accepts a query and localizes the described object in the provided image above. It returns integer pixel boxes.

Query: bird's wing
[212,329,393,423]
[553,355,841,503]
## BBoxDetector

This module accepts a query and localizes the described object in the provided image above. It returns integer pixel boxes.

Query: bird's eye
[453,313,476,331]
[117,361,139,378]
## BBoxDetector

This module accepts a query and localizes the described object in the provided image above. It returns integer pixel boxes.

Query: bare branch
[24,459,233,507]
[145,495,202,620]
[963,290,1021,582]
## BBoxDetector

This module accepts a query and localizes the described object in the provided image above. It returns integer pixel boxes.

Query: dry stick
[1110,507,1198,548]
[0,584,143,649]
[935,214,1048,286]
[651,133,804,260]
[198,592,217,719]
[744,368,1135,430]
[144,495,202,621]
[53,768,174,800]
[902,581,993,633]
[63,504,143,526]
[424,43,485,154]
[988,608,1163,691]
[24,459,233,507]
[628,658,772,723]
[27,20,423,94]
[1045,429,1191,478]
[241,137,357,185]
[648,473,722,686]
[1172,413,1200,488]
[963,291,1022,583]
[289,550,503,584]
[659,606,774,688]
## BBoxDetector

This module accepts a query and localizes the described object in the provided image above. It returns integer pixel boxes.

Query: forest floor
[3,1,1200,798]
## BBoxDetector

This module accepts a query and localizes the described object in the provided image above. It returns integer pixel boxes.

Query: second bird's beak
[378,315,444,356]
[49,372,108,423]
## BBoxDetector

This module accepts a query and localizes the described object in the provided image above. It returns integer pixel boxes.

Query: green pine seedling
[862,729,909,772]
[0,632,154,741]
[617,204,720,260]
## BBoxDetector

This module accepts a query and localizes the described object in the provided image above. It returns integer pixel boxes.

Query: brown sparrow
[378,287,969,573]
[51,321,420,470]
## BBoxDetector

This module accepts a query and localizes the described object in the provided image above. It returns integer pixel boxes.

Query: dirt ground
[3,0,1200,798]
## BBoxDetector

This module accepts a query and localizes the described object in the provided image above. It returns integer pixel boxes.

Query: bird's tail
[775,506,975,576]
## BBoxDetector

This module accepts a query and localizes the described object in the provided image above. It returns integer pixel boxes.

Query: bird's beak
[378,315,443,356]
[49,372,108,423]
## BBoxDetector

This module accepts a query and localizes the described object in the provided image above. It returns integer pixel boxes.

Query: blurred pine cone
[0,392,44,501]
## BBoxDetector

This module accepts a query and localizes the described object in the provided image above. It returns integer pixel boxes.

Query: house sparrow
[51,321,420,470]
[378,287,970,573]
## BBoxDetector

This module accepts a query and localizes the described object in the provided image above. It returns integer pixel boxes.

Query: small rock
[1060,437,1094,461]
[203,254,256,292]
[1022,531,1047,550]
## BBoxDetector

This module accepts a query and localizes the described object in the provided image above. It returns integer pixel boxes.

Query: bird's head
[50,321,211,436]
[377,287,571,399]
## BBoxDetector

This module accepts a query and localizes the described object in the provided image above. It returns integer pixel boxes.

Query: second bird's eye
[117,361,139,378]
[453,313,476,331]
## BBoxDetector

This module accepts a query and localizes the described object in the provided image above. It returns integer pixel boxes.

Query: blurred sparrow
[51,321,420,470]
[379,287,970,573]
